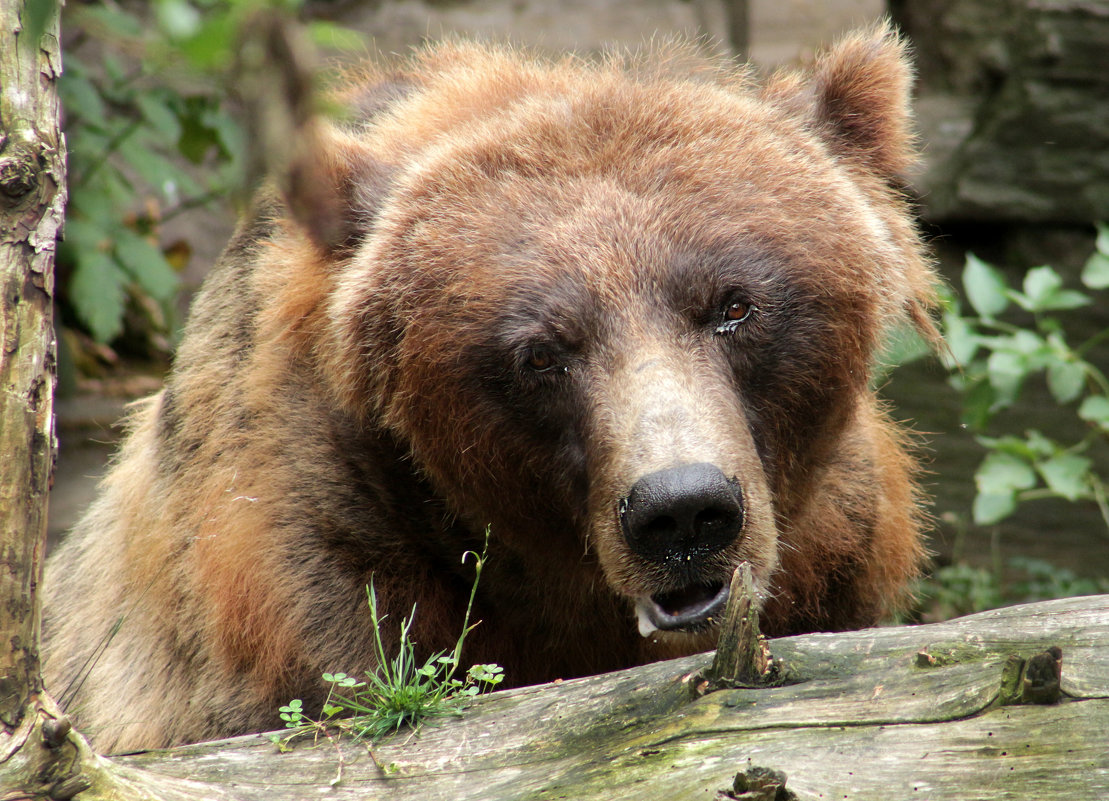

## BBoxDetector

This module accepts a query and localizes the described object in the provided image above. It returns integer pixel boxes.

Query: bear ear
[239,13,397,256]
[282,125,393,256]
[806,23,916,178]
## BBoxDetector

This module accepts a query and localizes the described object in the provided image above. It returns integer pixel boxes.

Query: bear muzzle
[619,462,744,635]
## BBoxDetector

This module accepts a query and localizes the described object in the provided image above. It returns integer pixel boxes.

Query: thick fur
[44,24,937,752]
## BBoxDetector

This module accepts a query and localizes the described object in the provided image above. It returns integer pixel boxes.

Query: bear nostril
[643,515,678,539]
[620,463,745,564]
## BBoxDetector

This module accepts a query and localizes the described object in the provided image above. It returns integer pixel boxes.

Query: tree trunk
[724,0,749,60]
[0,0,72,793]
[1,0,64,736]
[0,4,139,798]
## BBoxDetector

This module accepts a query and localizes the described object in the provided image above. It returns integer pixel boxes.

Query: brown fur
[44,24,937,752]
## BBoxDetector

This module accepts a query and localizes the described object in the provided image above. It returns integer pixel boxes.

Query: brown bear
[43,23,937,752]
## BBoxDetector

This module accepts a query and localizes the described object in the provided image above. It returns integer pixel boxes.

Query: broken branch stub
[708,562,772,687]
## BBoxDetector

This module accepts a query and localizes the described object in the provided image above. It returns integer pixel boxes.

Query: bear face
[43,24,937,751]
[324,57,925,645]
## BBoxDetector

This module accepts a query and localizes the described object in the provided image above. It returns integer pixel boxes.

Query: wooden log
[111,594,1109,800]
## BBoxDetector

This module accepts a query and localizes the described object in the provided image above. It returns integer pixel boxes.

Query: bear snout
[619,462,745,565]
[618,463,745,636]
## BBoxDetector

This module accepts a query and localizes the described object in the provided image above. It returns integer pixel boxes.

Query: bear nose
[619,463,745,564]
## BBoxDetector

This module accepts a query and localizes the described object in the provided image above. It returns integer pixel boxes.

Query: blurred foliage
[915,556,1109,623]
[58,0,361,361]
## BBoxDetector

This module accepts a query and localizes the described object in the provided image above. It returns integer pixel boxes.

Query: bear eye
[715,299,757,334]
[524,346,563,373]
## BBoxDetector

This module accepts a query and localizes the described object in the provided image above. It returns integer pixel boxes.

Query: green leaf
[1019,267,1092,310]
[978,433,1049,461]
[76,4,143,38]
[60,71,108,127]
[941,311,978,366]
[1006,329,1050,362]
[136,93,182,143]
[120,144,176,191]
[1022,430,1058,459]
[71,170,134,226]
[985,350,1027,407]
[202,107,246,165]
[963,253,1010,318]
[121,143,202,202]
[178,15,236,71]
[1041,290,1091,311]
[70,251,127,343]
[875,322,930,377]
[177,98,227,164]
[115,230,180,301]
[1046,359,1086,403]
[63,218,111,252]
[1080,251,1109,290]
[958,377,996,430]
[1096,222,1109,256]
[102,53,127,86]
[1037,453,1092,501]
[976,451,1038,495]
[1019,266,1063,310]
[1078,395,1109,429]
[973,492,1016,526]
[155,0,202,39]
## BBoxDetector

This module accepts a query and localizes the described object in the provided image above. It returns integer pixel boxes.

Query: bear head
[276,25,934,650]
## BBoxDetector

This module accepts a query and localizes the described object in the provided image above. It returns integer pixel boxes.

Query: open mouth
[634,580,729,636]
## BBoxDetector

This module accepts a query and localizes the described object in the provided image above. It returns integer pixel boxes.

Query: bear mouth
[634,580,729,636]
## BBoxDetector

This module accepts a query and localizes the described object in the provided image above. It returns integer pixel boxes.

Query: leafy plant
[939,228,1109,529]
[885,228,1109,621]
[271,529,504,754]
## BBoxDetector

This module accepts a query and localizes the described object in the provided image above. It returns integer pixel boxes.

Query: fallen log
[111,594,1109,800]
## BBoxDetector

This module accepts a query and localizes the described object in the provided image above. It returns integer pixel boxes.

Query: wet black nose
[619,463,745,564]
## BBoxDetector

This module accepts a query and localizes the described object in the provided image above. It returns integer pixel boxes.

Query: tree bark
[0,3,122,798]
[0,0,64,730]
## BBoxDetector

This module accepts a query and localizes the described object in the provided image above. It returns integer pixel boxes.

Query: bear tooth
[635,601,659,637]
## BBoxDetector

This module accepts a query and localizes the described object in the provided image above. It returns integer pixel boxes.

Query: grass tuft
[270,527,503,756]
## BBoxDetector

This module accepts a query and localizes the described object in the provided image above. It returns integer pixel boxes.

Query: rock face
[894,0,1109,224]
